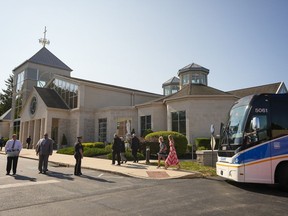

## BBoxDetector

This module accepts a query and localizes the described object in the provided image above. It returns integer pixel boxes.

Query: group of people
[3,133,54,175]
[3,132,180,176]
[112,133,180,170]
[3,133,83,177]
[112,133,140,165]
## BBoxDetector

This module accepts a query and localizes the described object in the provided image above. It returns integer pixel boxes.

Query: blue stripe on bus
[233,135,288,164]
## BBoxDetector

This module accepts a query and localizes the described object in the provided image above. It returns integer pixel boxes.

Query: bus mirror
[252,117,260,131]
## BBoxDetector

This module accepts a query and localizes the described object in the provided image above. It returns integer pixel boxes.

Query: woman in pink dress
[165,135,180,170]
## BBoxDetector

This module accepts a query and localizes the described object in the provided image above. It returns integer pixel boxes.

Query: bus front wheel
[278,165,288,191]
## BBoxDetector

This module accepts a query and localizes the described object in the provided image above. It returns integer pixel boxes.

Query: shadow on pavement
[226,180,288,197]
[45,171,74,181]
[79,174,115,183]
[13,174,37,182]
[123,163,148,170]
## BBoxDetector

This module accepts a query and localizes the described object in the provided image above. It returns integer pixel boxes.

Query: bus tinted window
[271,97,288,138]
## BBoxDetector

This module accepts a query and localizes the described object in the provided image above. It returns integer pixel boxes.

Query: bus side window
[271,99,288,138]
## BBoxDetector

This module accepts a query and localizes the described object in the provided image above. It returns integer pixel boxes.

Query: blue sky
[1,0,288,94]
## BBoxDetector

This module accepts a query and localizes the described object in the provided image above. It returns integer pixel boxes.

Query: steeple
[39,26,50,47]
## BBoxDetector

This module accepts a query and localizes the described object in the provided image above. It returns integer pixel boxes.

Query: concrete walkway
[1,149,202,180]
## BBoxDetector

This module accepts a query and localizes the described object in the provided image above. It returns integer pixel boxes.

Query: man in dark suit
[131,134,140,163]
[35,133,54,174]
[112,134,121,166]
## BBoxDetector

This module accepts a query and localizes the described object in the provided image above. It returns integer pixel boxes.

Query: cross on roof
[39,26,50,47]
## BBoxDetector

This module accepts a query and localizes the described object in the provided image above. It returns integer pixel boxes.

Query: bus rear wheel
[279,165,288,191]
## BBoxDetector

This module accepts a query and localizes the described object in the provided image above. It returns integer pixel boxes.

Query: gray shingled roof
[0,108,11,121]
[165,83,231,100]
[178,63,209,75]
[162,76,180,87]
[228,82,283,98]
[13,47,72,72]
[35,87,69,109]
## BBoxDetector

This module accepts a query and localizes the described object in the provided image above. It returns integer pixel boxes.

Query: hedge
[144,131,187,156]
[195,137,219,150]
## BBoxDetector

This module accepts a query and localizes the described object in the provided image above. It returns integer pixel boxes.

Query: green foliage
[82,142,105,148]
[195,137,219,150]
[145,131,188,156]
[83,147,110,157]
[57,147,74,155]
[179,161,216,176]
[107,150,145,161]
[187,143,197,153]
[142,129,153,137]
[57,143,112,157]
[0,74,13,116]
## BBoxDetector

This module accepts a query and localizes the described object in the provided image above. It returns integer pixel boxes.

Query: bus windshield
[220,105,249,149]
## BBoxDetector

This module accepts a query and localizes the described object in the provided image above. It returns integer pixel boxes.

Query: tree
[0,74,13,116]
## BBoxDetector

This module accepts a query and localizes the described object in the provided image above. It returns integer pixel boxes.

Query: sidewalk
[1,149,202,180]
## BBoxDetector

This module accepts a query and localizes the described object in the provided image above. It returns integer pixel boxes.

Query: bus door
[243,114,272,184]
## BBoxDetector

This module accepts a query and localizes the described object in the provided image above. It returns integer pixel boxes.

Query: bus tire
[279,165,288,191]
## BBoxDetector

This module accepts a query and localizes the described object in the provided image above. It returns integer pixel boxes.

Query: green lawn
[150,160,216,177]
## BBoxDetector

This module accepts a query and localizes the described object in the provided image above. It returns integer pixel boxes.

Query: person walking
[165,135,180,170]
[5,134,22,175]
[131,133,140,163]
[35,133,54,174]
[74,136,84,176]
[112,134,121,166]
[157,136,167,168]
[26,136,31,149]
[120,137,127,164]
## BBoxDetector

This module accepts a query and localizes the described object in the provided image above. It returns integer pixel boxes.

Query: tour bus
[216,93,288,189]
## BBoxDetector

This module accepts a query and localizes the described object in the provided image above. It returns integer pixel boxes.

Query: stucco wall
[166,96,236,144]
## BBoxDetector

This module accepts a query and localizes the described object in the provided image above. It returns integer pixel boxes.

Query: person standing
[35,133,54,174]
[112,134,121,166]
[165,135,180,170]
[131,133,140,163]
[0,136,4,151]
[74,136,84,176]
[5,134,22,175]
[157,136,167,168]
[26,136,31,149]
[120,137,127,164]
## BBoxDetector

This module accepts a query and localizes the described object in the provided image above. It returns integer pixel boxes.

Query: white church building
[1,43,287,148]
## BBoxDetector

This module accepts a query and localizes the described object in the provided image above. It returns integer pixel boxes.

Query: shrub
[107,149,145,161]
[83,147,110,157]
[195,137,219,150]
[82,142,105,148]
[145,131,188,156]
[142,129,153,137]
[57,143,112,157]
[57,147,74,155]
[187,143,197,153]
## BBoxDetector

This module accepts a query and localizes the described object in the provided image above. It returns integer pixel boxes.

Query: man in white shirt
[5,134,22,175]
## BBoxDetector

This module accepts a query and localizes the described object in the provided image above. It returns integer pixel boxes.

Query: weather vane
[39,26,50,47]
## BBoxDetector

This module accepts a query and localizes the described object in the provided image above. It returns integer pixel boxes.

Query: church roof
[228,82,286,98]
[178,63,209,75]
[35,87,69,109]
[167,83,231,99]
[13,47,72,72]
[0,108,11,121]
[162,76,180,87]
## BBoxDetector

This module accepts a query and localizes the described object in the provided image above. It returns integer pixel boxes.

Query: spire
[39,26,50,47]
